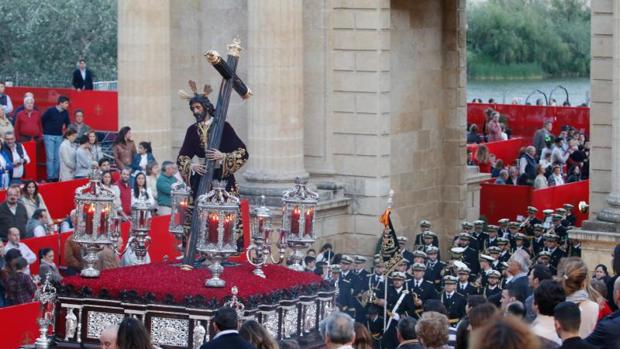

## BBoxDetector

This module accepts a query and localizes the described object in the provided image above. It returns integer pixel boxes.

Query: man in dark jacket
[199,307,255,349]
[0,185,28,241]
[72,59,94,90]
[554,302,598,349]
[586,277,620,349]
[396,316,423,349]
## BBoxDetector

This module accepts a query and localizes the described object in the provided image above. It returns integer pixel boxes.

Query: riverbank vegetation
[467,0,590,80]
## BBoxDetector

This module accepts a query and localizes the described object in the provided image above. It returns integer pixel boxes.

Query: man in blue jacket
[586,277,620,349]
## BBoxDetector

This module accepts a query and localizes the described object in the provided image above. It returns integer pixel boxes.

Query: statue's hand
[191,163,207,175]
[206,149,225,161]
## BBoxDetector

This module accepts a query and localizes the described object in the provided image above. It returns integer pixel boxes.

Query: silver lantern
[246,195,285,278]
[169,181,191,257]
[281,178,319,271]
[129,196,154,264]
[196,180,240,287]
[72,170,116,278]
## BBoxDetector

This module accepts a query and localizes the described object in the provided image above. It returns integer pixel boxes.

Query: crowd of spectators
[467,110,589,188]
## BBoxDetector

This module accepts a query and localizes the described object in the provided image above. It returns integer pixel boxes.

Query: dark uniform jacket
[441,291,466,325]
[483,285,502,299]
[546,247,567,269]
[457,281,479,297]
[425,260,446,291]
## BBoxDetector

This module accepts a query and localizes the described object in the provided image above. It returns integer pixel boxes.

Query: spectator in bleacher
[3,228,36,274]
[491,159,504,178]
[14,96,42,142]
[74,135,95,179]
[132,172,155,207]
[118,168,132,216]
[59,129,78,181]
[10,92,36,125]
[495,169,509,185]
[534,165,549,189]
[42,96,71,182]
[146,162,159,202]
[59,209,76,233]
[487,112,503,142]
[474,144,492,173]
[0,149,10,189]
[552,137,570,166]
[539,151,553,175]
[101,171,127,220]
[518,146,537,185]
[25,208,49,239]
[0,249,22,307]
[0,186,28,241]
[534,121,553,158]
[113,126,136,170]
[98,158,112,172]
[0,108,14,140]
[20,180,48,219]
[72,59,94,91]
[38,247,62,283]
[5,256,35,305]
[548,165,565,187]
[131,141,156,179]
[86,130,104,162]
[156,161,178,216]
[506,166,519,186]
[68,109,91,141]
[467,124,482,144]
[2,131,29,185]
[0,82,13,115]
[567,166,582,183]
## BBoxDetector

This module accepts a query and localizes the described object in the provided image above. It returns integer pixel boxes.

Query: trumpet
[358,289,377,308]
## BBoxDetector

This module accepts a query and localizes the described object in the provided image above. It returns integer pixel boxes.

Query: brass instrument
[359,289,377,308]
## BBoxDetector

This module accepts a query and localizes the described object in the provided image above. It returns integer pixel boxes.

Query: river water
[467,78,591,106]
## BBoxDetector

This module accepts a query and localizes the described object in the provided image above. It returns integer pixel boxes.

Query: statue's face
[191,102,208,122]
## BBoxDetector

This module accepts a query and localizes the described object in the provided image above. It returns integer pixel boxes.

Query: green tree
[467,0,590,79]
[0,0,117,87]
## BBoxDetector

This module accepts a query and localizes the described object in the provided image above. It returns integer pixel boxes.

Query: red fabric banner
[5,86,118,131]
[0,301,41,349]
[468,103,589,142]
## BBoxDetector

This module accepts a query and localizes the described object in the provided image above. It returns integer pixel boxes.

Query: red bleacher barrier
[22,141,38,181]
[467,137,529,167]
[0,301,40,349]
[531,180,589,226]
[468,103,589,142]
[480,179,589,226]
[5,86,118,132]
[480,181,532,224]
[21,232,71,275]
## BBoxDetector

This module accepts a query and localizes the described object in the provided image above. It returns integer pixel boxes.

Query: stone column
[598,0,620,223]
[117,0,173,162]
[241,0,308,192]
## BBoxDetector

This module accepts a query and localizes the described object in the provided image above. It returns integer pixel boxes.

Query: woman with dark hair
[594,264,611,283]
[38,247,62,283]
[607,244,620,311]
[467,124,482,144]
[74,135,94,178]
[113,126,136,170]
[86,130,104,162]
[131,141,157,176]
[316,243,334,264]
[116,317,153,349]
[132,172,155,207]
[5,256,36,305]
[19,180,48,219]
[59,128,78,181]
[239,320,278,349]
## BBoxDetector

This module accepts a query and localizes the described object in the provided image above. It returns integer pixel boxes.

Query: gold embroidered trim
[222,148,247,177]
[177,155,192,184]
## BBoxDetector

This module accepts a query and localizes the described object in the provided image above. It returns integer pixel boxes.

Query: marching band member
[441,275,467,325]
[456,264,479,297]
[483,270,503,299]
[425,246,446,291]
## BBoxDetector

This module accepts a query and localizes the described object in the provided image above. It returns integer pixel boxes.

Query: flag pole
[383,189,394,332]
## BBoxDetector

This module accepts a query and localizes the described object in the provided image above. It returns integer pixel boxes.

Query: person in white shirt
[2,131,30,185]
[532,280,566,346]
[551,137,570,165]
[3,227,36,274]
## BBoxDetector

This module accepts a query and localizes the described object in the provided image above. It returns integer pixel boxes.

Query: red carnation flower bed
[62,262,323,305]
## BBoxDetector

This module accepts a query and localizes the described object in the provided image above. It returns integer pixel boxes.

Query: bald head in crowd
[99,324,119,349]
